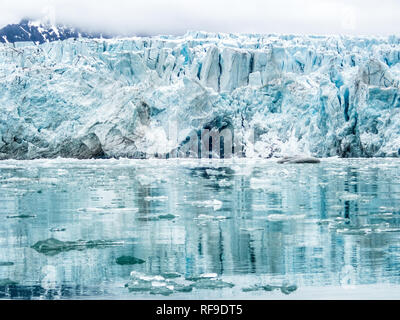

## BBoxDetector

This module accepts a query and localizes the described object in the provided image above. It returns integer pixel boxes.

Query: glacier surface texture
[0,32,400,159]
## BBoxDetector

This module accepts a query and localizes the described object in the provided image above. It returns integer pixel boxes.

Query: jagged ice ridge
[0,31,400,159]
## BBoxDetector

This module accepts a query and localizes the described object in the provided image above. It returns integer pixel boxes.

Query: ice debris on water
[319,219,400,235]
[126,272,234,295]
[125,272,192,296]
[217,179,234,187]
[185,273,219,281]
[49,227,66,232]
[185,273,234,289]
[338,192,361,201]
[242,283,298,295]
[190,279,235,290]
[144,196,168,202]
[77,207,139,214]
[266,214,306,222]
[191,200,223,211]
[194,214,228,222]
[31,238,124,256]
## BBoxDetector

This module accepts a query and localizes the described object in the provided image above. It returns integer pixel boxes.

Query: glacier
[0,31,400,159]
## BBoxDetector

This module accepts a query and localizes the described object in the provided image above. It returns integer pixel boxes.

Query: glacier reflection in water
[1,158,400,299]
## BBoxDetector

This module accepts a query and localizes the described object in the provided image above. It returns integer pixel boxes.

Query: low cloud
[0,0,398,36]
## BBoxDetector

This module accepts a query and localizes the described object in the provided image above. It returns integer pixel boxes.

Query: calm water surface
[0,158,400,299]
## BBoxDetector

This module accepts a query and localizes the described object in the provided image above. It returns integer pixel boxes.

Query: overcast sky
[0,0,398,36]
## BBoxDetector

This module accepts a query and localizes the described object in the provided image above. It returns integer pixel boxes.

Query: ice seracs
[0,32,399,159]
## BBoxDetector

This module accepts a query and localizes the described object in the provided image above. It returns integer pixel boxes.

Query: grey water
[1,158,400,299]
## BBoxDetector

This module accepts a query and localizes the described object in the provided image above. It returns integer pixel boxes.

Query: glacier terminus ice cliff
[1,31,400,159]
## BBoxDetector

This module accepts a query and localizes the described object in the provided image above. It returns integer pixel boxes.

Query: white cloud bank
[0,0,398,36]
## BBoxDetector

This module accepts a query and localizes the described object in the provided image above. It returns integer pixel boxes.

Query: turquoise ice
[0,32,399,159]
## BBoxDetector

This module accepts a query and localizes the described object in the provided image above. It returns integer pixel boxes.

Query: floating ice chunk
[151,281,167,287]
[126,272,192,295]
[191,199,223,211]
[186,273,218,281]
[240,227,264,232]
[339,192,361,201]
[171,283,193,292]
[266,214,306,221]
[374,228,400,233]
[185,272,234,289]
[126,279,153,292]
[77,207,138,214]
[200,273,218,279]
[49,227,66,232]
[195,214,227,221]
[190,279,235,290]
[149,286,174,296]
[217,179,233,187]
[242,283,297,295]
[144,196,168,202]
[336,228,372,235]
[205,169,222,176]
[316,219,335,225]
[135,274,165,282]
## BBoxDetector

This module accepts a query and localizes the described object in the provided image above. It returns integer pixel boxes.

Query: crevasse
[0,31,399,159]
